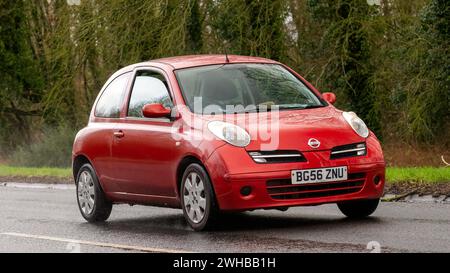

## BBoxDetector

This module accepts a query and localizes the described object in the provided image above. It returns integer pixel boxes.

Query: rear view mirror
[142,103,171,118]
[322,92,336,104]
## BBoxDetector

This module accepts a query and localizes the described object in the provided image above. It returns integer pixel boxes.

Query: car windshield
[175,63,325,114]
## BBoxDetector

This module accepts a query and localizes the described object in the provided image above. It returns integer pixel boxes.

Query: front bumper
[205,137,385,211]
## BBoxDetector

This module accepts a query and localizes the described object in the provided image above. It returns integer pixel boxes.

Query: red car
[72,55,385,231]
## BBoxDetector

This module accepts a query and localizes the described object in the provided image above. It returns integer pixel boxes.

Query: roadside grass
[0,165,448,183]
[387,167,450,183]
[0,165,71,178]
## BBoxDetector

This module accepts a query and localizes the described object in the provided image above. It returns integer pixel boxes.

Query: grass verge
[0,165,71,178]
[387,167,450,183]
[0,165,72,183]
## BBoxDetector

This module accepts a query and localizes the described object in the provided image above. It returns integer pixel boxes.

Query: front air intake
[266,172,366,200]
[248,150,306,163]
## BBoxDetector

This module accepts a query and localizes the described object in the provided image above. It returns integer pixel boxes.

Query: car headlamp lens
[207,121,251,147]
[342,112,369,138]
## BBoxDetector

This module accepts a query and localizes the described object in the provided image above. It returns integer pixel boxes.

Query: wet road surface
[0,185,449,253]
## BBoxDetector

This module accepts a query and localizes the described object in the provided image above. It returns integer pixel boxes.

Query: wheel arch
[72,154,93,182]
[176,156,201,196]
[176,155,216,200]
[73,154,111,198]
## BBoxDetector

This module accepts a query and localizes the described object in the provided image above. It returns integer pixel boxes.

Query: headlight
[342,112,369,138]
[207,121,251,147]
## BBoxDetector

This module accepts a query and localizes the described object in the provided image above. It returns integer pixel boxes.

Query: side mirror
[322,92,336,104]
[142,103,171,118]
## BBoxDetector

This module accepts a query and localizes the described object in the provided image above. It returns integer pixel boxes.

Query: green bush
[9,125,77,168]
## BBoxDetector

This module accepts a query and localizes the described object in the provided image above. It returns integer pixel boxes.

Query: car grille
[266,172,366,200]
[248,150,306,163]
[330,142,366,160]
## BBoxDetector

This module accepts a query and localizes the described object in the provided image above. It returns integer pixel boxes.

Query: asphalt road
[0,185,449,253]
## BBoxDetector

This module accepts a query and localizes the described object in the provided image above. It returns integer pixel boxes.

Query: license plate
[291,166,348,184]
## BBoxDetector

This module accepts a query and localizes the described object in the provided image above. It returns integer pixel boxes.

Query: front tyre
[180,163,218,231]
[76,163,112,222]
[337,198,379,218]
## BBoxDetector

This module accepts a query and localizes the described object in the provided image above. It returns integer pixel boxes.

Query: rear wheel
[180,163,218,231]
[76,163,112,222]
[337,198,379,218]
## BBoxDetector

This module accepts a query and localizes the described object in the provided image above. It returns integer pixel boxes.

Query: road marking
[1,232,192,253]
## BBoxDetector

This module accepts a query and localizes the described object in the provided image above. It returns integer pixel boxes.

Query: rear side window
[95,72,131,118]
[127,70,173,118]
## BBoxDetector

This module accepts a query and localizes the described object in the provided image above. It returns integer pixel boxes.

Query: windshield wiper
[229,104,325,114]
[231,105,274,114]
[300,105,325,109]
[277,104,325,110]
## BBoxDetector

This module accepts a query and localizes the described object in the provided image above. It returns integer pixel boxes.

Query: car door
[110,68,178,197]
[89,71,132,193]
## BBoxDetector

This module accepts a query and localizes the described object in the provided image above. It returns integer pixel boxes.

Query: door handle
[113,130,125,138]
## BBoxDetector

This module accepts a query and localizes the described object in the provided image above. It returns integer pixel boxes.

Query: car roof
[108,55,281,83]
[150,54,279,70]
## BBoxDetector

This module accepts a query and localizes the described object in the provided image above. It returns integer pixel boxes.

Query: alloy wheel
[77,170,96,215]
[183,172,207,224]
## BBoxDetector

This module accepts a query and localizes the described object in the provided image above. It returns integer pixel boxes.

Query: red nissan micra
[72,55,385,231]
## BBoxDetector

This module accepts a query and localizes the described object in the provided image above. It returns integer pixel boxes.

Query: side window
[128,70,174,118]
[95,72,130,118]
